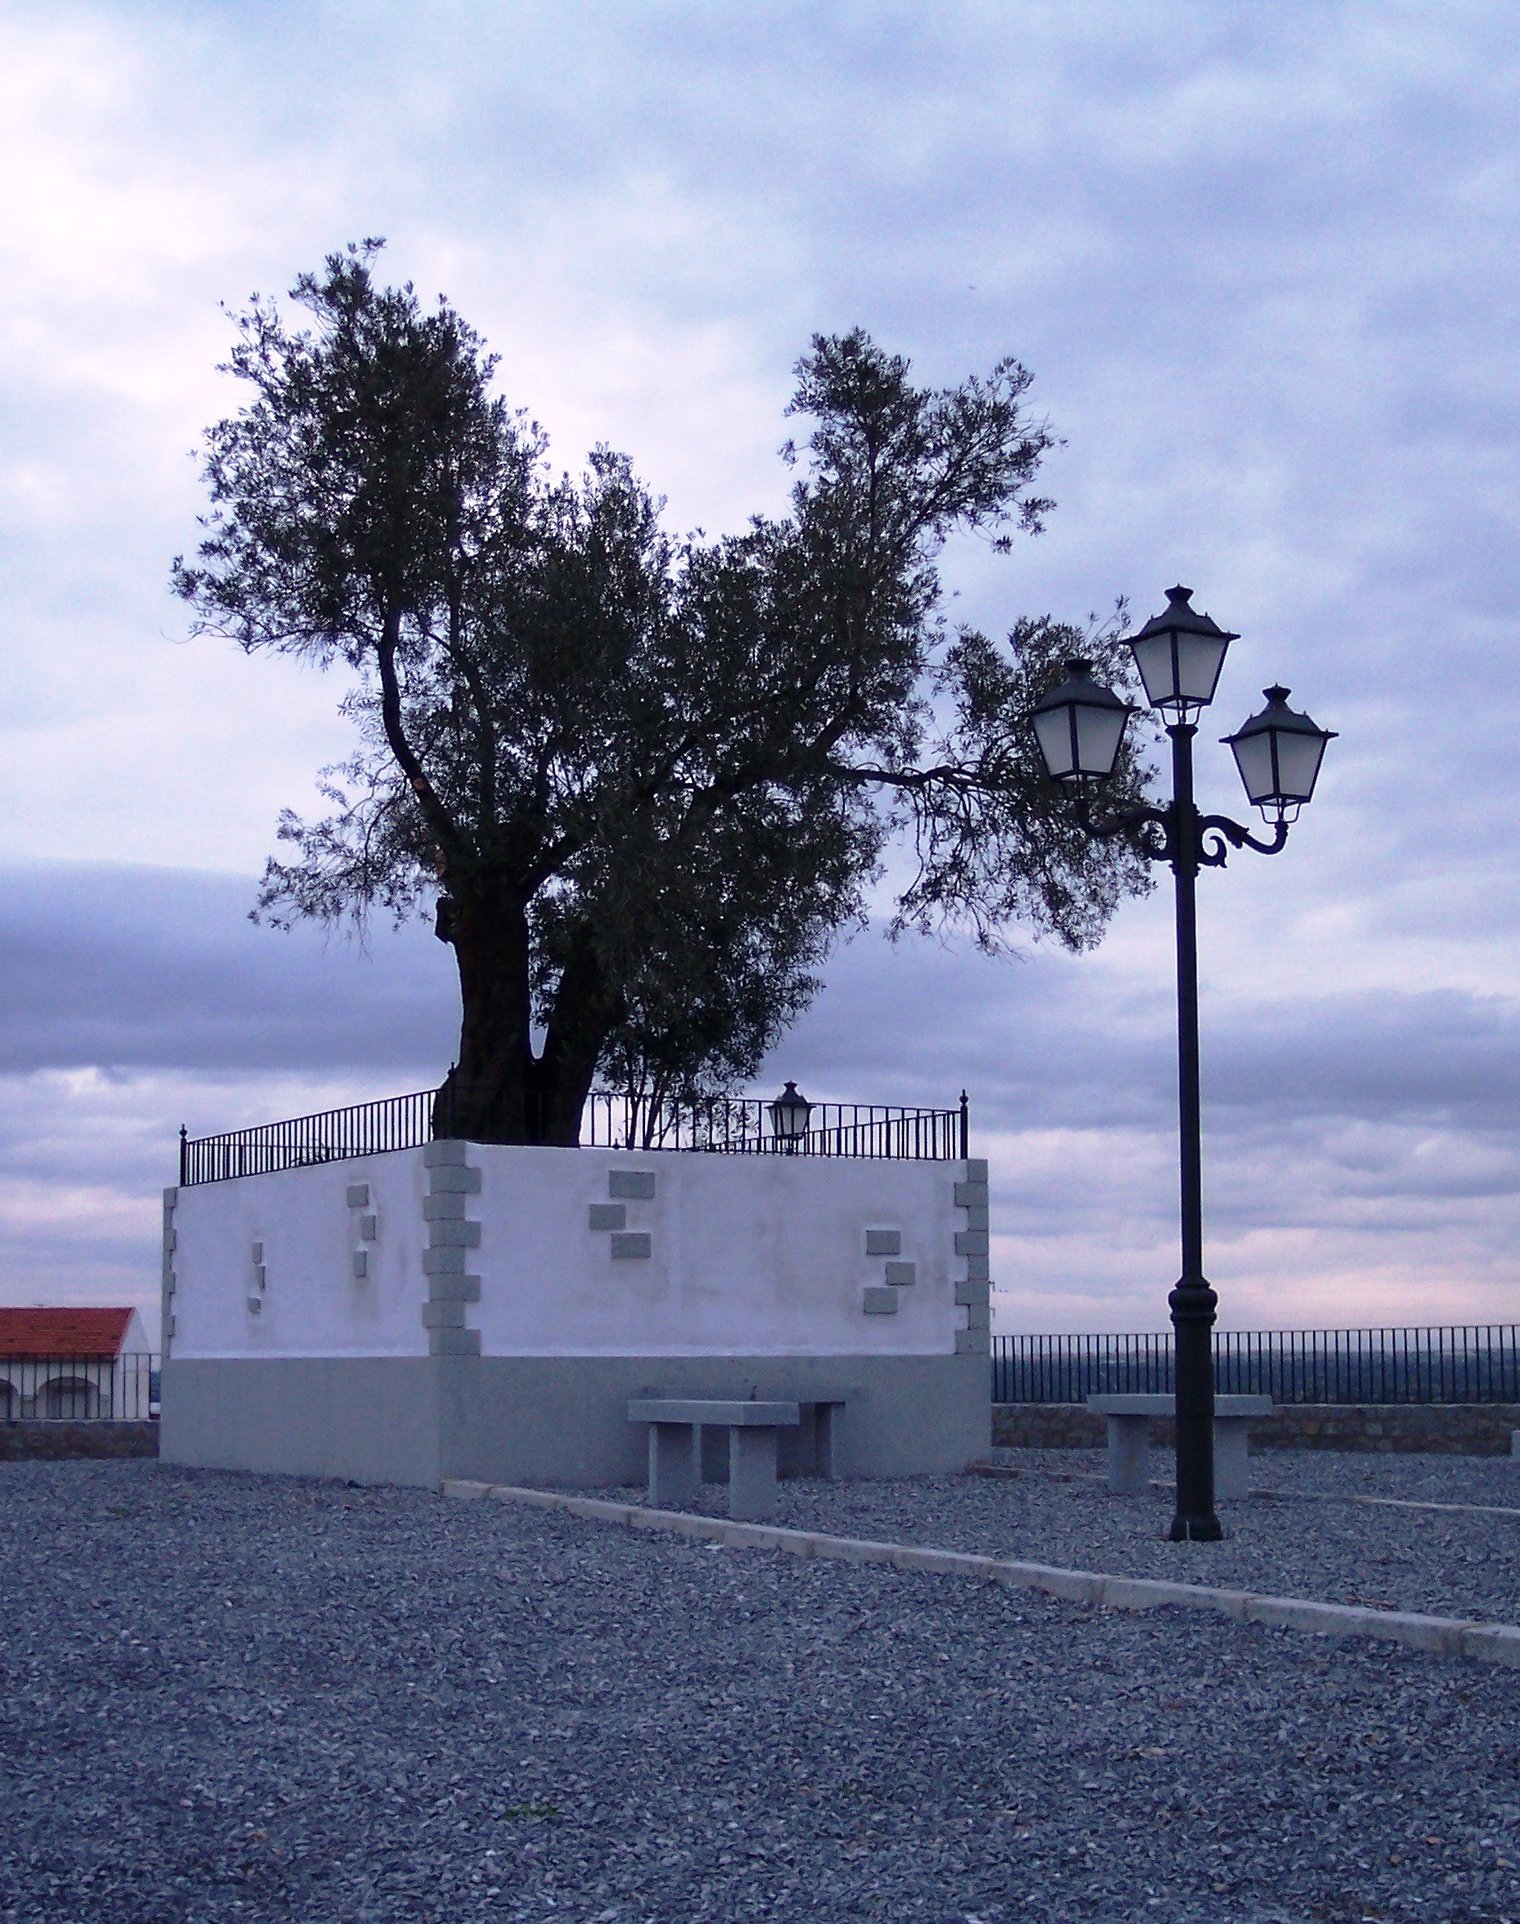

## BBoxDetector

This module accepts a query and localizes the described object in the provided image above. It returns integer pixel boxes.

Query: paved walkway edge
[442,1479,1520,1669]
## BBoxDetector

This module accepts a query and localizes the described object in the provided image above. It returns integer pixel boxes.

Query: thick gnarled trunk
[432,877,614,1147]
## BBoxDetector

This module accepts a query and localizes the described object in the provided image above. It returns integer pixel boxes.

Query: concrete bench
[626,1392,851,1521]
[1086,1394,1275,1500]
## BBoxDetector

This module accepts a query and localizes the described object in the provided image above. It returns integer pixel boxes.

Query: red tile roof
[0,1307,138,1356]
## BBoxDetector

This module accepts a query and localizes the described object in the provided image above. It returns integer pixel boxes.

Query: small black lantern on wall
[768,1080,812,1152]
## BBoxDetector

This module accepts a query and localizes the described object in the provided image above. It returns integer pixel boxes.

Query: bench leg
[813,1403,838,1480]
[1214,1421,1251,1501]
[1107,1415,1150,1495]
[648,1422,697,1508]
[728,1426,779,1522]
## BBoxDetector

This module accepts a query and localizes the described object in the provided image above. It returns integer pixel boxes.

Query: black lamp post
[769,1080,813,1152]
[1032,586,1334,1541]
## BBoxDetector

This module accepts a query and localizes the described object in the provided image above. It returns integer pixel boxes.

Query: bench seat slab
[628,1398,801,1427]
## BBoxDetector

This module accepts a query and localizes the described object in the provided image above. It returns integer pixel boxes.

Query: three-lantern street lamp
[1032,586,1335,1541]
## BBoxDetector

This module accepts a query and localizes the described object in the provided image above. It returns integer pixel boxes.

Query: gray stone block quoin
[955,1327,991,1355]
[429,1218,482,1248]
[961,1298,991,1331]
[427,1274,481,1303]
[424,1192,470,1221]
[862,1286,900,1314]
[423,1245,470,1276]
[958,1203,990,1233]
[588,1203,627,1231]
[962,1158,989,1182]
[428,1164,483,1194]
[610,1231,653,1260]
[953,1180,988,1208]
[962,1251,991,1282]
[160,1190,178,1360]
[609,1170,657,1201]
[352,1250,368,1279]
[955,1280,990,1308]
[423,1300,468,1329]
[883,1261,916,1287]
[346,1183,370,1209]
[864,1228,902,1256]
[954,1229,989,1257]
[358,1214,378,1242]
[424,1139,470,1167]
[428,1327,481,1356]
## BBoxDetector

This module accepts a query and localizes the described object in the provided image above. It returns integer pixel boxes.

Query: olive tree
[173,244,1149,1143]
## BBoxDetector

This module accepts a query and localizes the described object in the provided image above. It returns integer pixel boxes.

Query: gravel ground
[583,1447,1520,1624]
[984,1447,1520,1508]
[0,1459,1517,1924]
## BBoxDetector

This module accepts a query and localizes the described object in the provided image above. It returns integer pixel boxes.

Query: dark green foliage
[173,244,1151,1143]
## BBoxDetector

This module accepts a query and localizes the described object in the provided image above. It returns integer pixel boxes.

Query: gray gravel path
[2,1458,1518,1924]
[585,1448,1520,1624]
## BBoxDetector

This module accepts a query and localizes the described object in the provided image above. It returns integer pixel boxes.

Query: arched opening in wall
[40,1376,99,1420]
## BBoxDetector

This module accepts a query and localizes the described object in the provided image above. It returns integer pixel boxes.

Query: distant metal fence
[180,1088,969,1184]
[992,1327,1520,1406]
[0,1353,160,1421]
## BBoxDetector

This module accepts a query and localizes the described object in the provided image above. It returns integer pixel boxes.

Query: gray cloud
[3,2,1519,1334]
[0,862,456,1078]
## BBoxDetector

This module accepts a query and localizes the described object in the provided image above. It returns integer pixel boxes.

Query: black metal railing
[180,1088,970,1184]
[991,1326,1520,1406]
[180,1089,439,1185]
[0,1353,160,1421]
[581,1092,967,1160]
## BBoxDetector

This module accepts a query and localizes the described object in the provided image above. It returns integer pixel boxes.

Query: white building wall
[166,1144,982,1362]
[168,1153,432,1359]
[469,1147,958,1356]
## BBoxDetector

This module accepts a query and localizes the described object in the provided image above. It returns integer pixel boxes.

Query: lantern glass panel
[1074,701,1129,780]
[1271,727,1329,803]
[1228,730,1278,805]
[1130,630,1230,712]
[1033,705,1079,781]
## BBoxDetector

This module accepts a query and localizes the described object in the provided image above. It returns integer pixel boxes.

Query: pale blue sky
[2,1,1518,1339]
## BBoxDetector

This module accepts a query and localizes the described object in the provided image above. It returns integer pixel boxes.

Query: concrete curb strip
[443,1479,1520,1669]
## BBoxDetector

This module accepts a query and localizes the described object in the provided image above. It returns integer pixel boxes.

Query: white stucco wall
[169,1153,432,1359]
[167,1143,981,1361]
[470,1147,960,1356]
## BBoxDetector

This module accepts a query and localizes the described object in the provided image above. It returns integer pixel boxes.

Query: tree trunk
[432,877,615,1147]
[534,921,622,1146]
[434,874,542,1144]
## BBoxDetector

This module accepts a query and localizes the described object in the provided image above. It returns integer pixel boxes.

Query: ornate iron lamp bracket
[1195,811,1289,866]
[1073,796,1170,857]
[1074,797,1288,871]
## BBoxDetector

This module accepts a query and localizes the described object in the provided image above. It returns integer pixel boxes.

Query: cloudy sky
[4,0,1518,1346]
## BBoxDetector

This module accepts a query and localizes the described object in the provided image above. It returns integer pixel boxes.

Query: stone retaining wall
[0,1421,160,1462]
[992,1403,1520,1457]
